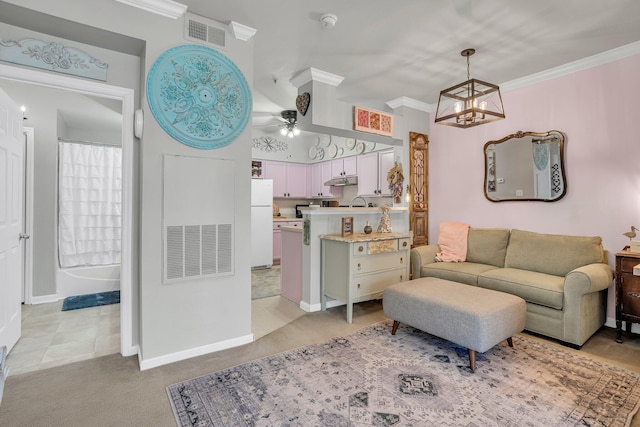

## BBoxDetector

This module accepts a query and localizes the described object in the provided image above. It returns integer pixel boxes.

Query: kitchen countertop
[273,217,303,222]
[300,206,408,216]
[319,232,412,243]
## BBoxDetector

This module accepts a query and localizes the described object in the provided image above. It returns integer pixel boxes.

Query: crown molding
[386,96,433,113]
[229,21,257,41]
[290,67,345,88]
[113,0,187,19]
[501,40,640,92]
[409,41,640,113]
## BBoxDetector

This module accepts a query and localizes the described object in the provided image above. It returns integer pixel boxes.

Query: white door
[0,88,23,353]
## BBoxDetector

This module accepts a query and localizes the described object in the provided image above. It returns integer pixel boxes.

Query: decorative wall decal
[146,44,252,150]
[252,136,288,152]
[296,92,310,116]
[354,106,394,137]
[0,38,108,81]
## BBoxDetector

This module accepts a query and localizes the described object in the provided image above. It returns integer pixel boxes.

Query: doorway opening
[0,63,136,369]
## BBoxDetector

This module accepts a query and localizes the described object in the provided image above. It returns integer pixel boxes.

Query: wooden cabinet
[615,250,640,342]
[331,157,357,177]
[321,233,411,323]
[264,161,308,198]
[273,220,302,264]
[356,149,394,197]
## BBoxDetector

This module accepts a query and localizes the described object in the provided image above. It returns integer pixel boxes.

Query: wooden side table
[615,249,640,343]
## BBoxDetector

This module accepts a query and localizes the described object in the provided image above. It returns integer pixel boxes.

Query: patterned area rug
[167,321,640,426]
[251,266,280,300]
[61,290,120,311]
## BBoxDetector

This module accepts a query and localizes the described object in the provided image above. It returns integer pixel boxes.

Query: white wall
[5,0,255,367]
[429,53,640,321]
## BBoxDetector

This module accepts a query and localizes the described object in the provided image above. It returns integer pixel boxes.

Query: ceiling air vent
[184,12,226,48]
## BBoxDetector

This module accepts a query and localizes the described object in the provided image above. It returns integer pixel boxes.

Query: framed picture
[341,217,354,236]
[251,160,263,178]
[354,106,394,137]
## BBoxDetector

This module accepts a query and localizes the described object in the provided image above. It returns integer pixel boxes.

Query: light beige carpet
[1,300,639,427]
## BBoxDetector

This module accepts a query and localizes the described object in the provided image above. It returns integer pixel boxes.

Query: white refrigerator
[251,179,273,269]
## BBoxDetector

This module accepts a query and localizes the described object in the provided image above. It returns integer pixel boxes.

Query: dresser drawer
[621,274,640,317]
[351,268,408,299]
[620,258,640,273]
[353,239,400,256]
[352,251,407,274]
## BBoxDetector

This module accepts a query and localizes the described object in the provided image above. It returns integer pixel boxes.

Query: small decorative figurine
[364,221,373,234]
[377,206,392,233]
[623,226,638,242]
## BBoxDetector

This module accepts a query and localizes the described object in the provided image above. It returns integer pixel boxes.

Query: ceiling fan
[277,110,300,138]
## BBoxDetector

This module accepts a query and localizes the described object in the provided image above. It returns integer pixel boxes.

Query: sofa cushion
[504,229,604,276]
[478,267,565,310]
[421,262,500,287]
[466,228,510,268]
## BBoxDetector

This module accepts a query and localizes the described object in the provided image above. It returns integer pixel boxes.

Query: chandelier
[434,48,505,128]
[279,110,301,138]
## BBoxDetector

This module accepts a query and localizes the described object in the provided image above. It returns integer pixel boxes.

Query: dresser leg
[616,318,623,343]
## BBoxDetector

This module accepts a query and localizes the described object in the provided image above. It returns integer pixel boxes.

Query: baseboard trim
[300,299,344,313]
[138,333,254,371]
[29,294,60,305]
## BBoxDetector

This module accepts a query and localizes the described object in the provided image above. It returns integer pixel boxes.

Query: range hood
[324,175,358,187]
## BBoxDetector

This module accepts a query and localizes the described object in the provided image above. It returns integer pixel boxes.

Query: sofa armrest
[563,262,613,345]
[410,245,439,279]
[564,263,614,297]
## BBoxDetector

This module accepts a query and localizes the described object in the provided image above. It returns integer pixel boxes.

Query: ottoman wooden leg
[391,320,400,335]
[507,337,514,347]
[468,349,476,372]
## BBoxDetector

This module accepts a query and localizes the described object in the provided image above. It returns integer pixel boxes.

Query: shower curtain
[58,141,122,268]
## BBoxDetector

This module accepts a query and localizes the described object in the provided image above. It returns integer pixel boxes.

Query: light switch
[633,264,640,276]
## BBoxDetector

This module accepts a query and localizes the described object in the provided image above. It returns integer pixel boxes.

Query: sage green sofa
[410,228,613,347]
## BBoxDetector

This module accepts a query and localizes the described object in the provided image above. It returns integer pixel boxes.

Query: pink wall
[428,53,640,322]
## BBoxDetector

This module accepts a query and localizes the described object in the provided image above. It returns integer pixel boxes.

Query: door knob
[19,233,30,240]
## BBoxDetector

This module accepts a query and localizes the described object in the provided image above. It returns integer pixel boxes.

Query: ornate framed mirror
[484,130,566,202]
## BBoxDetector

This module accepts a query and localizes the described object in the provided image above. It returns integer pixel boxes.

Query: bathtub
[56,264,120,298]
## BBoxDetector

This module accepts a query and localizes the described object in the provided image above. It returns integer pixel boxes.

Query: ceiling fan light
[293,127,301,136]
[280,127,287,136]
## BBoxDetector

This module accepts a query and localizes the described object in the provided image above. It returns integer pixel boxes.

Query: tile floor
[6,291,305,376]
[6,300,121,375]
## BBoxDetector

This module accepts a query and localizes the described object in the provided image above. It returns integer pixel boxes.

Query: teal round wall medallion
[146,44,252,149]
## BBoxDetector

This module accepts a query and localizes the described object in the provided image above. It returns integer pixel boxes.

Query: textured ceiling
[182,0,640,121]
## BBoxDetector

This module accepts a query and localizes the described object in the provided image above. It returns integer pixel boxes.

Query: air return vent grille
[165,224,233,281]
[163,154,235,284]
[184,12,225,47]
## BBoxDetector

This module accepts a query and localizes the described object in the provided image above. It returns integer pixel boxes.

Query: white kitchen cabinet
[331,156,357,177]
[321,233,411,323]
[356,148,394,197]
[264,161,308,198]
[309,161,340,198]
[273,220,303,264]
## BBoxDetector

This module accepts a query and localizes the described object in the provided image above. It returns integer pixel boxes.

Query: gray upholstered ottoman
[383,277,526,372]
